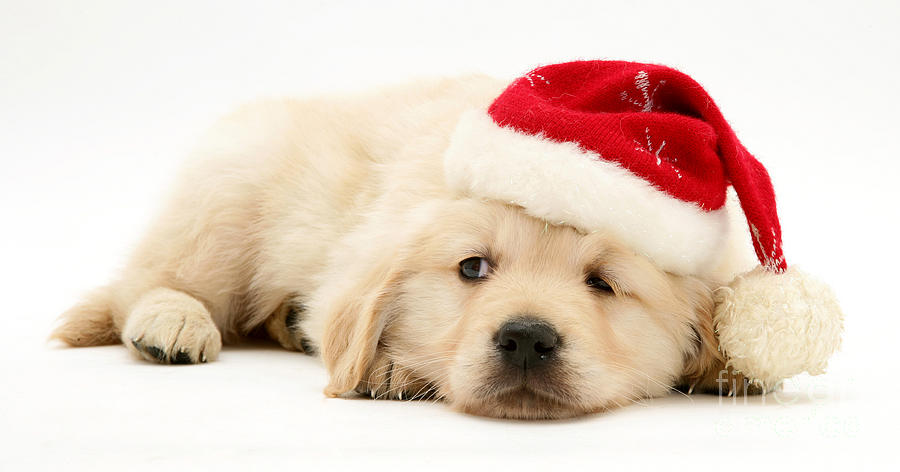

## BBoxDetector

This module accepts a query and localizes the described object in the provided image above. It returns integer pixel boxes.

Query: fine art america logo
[714,369,840,405]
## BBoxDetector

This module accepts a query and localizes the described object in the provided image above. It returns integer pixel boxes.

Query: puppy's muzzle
[495,317,558,370]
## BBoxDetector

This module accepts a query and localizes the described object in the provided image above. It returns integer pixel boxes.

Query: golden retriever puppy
[52,75,754,419]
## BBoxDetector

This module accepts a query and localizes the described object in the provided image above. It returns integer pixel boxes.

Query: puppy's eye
[586,276,614,293]
[459,257,490,280]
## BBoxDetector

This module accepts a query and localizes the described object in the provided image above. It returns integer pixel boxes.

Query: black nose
[495,317,559,370]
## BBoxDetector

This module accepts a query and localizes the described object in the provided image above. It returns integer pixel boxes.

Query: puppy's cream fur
[53,76,751,419]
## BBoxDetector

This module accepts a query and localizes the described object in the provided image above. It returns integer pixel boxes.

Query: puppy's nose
[496,317,559,370]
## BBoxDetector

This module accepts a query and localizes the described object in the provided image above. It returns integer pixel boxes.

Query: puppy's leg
[123,287,222,364]
[264,298,313,353]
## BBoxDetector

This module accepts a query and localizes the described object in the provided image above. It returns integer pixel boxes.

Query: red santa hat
[444,60,842,389]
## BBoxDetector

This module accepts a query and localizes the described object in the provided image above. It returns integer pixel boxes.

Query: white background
[1,0,898,469]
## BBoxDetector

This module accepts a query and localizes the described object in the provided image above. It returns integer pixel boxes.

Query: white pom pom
[714,266,843,389]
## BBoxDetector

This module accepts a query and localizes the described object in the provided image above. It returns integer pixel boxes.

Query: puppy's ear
[320,251,405,397]
[677,277,726,392]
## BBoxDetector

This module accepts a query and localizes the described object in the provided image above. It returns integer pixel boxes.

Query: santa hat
[444,60,842,389]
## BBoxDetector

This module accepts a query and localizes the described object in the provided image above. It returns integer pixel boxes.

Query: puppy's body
[57,76,500,344]
[54,76,751,418]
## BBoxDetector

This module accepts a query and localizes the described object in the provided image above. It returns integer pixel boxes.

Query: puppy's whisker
[375,356,455,375]
[365,354,455,379]
[601,361,690,400]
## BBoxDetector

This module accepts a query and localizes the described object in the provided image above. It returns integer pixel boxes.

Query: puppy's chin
[448,365,595,419]
[454,387,589,420]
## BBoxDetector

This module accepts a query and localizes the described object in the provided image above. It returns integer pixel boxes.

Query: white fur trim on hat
[444,110,731,276]
[714,266,844,389]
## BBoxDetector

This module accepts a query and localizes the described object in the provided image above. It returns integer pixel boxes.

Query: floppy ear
[320,249,405,397]
[677,277,726,393]
[677,276,771,395]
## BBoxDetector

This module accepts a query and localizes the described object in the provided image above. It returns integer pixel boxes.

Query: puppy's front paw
[123,288,222,364]
[354,350,435,401]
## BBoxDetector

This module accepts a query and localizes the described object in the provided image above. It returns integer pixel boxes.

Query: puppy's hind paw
[265,297,314,354]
